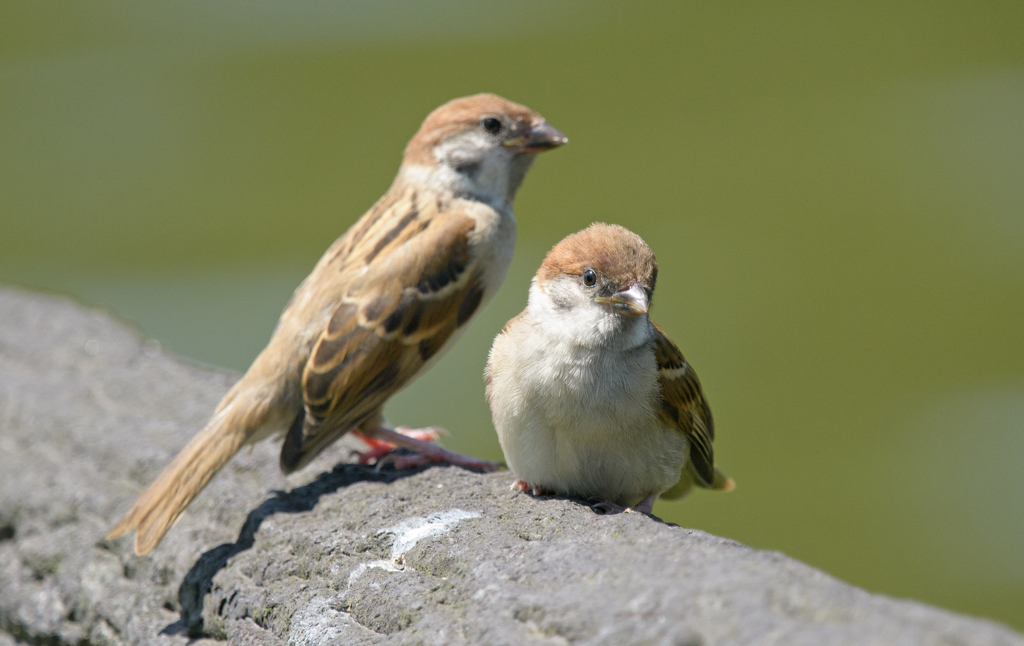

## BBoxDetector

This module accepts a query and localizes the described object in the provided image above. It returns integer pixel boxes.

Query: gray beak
[503,120,568,152]
[595,283,649,316]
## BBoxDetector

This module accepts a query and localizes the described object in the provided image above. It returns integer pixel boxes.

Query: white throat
[399,163,508,211]
[398,137,535,212]
[526,279,653,351]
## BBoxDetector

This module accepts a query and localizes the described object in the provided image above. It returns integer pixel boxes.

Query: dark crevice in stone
[164,461,426,639]
[0,614,91,646]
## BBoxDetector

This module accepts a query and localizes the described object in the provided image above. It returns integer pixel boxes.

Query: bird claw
[511,480,550,496]
[590,499,630,515]
[351,426,445,466]
[393,425,448,442]
[357,426,501,473]
[350,430,402,465]
[590,491,657,515]
[373,451,429,471]
[377,448,500,473]
[411,448,500,473]
[350,446,392,465]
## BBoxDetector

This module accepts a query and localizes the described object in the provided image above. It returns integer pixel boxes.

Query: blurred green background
[2,0,1022,630]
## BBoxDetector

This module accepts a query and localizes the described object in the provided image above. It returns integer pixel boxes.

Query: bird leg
[590,491,658,515]
[354,425,500,472]
[350,427,444,464]
[510,480,551,496]
[590,499,629,515]
[631,491,659,514]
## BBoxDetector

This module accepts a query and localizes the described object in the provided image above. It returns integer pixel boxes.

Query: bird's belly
[497,359,689,507]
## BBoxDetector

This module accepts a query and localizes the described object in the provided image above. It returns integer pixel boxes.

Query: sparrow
[108,93,567,555]
[485,223,734,515]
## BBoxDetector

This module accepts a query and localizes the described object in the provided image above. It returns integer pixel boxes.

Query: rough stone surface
[0,284,1021,646]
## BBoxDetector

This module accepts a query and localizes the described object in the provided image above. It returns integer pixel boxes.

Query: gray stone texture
[0,285,1020,646]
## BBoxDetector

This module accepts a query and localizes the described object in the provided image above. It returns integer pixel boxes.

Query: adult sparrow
[108,93,567,555]
[485,223,734,514]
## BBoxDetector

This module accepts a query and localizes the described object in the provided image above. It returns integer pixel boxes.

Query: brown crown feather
[538,223,658,295]
[403,93,544,166]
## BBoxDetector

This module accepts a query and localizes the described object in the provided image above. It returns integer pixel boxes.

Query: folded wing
[652,322,717,487]
[280,190,485,472]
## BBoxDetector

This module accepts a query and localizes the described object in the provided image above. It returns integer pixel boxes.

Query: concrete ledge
[0,286,1020,646]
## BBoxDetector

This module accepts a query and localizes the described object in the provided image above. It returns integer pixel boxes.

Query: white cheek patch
[433,131,492,166]
[528,279,653,350]
[429,132,515,205]
[528,281,609,345]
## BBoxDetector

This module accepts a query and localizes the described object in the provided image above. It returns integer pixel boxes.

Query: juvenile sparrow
[108,94,567,555]
[485,223,734,514]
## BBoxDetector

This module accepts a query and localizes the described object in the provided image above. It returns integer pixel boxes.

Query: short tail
[709,466,736,492]
[106,403,253,555]
[661,465,736,501]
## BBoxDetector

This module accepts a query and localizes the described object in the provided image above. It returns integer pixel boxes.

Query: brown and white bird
[485,223,734,514]
[108,93,567,555]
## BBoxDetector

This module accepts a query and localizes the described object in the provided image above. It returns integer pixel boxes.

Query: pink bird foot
[510,480,551,496]
[350,426,447,464]
[355,426,500,472]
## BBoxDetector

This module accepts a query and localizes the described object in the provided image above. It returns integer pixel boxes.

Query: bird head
[530,223,658,348]
[400,93,567,206]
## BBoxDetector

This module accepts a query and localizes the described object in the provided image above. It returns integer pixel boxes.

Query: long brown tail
[106,401,257,555]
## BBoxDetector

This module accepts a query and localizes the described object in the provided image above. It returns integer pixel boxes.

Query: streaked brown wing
[324,185,443,277]
[280,197,485,473]
[652,322,715,487]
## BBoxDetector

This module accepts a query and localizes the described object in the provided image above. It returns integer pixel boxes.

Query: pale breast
[489,318,689,507]
[461,197,516,297]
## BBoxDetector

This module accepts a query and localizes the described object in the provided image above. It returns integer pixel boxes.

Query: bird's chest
[513,339,669,458]
[500,340,685,504]
[527,343,659,434]
[465,201,516,297]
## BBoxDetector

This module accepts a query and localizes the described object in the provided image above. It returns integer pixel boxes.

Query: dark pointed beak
[504,120,568,153]
[595,283,649,316]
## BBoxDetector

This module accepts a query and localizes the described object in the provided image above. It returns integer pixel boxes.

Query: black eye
[481,117,502,134]
[582,269,597,287]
